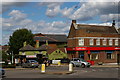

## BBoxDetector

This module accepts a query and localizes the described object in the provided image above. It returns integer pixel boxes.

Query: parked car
[22,60,39,68]
[70,58,91,68]
[0,68,5,75]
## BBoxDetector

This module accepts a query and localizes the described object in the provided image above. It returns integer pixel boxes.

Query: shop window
[96,39,100,45]
[78,38,84,46]
[90,54,98,60]
[115,39,118,46]
[89,39,94,46]
[109,39,113,46]
[103,39,107,46]
[107,53,114,59]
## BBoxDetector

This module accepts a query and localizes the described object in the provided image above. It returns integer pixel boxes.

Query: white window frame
[103,39,107,46]
[78,38,84,46]
[89,39,94,46]
[109,39,113,46]
[96,39,100,45]
[115,39,118,46]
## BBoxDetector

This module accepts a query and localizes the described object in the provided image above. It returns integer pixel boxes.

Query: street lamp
[11,51,14,64]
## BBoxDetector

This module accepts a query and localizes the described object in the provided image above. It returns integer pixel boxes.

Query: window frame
[90,53,99,60]
[89,39,94,46]
[109,39,113,46]
[78,38,84,46]
[103,39,107,46]
[96,39,100,45]
[115,39,118,46]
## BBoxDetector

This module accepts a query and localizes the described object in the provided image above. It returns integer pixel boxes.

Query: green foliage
[8,28,35,54]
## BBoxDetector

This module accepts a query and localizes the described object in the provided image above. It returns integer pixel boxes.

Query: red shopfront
[67,47,120,64]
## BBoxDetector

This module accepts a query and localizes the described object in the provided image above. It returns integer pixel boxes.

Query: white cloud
[9,10,27,21]
[38,2,63,8]
[100,14,120,22]
[61,7,74,17]
[46,5,61,17]
[68,2,119,21]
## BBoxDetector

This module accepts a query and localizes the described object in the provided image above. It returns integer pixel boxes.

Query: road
[1,66,119,79]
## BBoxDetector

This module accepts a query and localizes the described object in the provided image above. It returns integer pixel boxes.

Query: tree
[8,29,35,54]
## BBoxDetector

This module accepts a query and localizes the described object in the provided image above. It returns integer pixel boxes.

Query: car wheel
[81,64,85,68]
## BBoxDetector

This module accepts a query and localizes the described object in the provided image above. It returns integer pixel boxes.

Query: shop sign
[67,47,120,51]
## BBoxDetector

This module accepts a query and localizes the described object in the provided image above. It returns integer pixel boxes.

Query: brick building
[67,20,120,64]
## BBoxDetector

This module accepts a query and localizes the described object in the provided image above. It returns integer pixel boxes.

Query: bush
[2,64,16,68]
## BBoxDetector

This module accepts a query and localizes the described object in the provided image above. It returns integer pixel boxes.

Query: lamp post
[11,51,14,64]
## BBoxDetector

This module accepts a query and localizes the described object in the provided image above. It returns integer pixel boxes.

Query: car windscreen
[80,59,86,62]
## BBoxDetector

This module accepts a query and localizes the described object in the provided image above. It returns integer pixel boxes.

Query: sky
[1,0,120,45]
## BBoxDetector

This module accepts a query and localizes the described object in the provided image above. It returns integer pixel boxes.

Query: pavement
[40,71,74,75]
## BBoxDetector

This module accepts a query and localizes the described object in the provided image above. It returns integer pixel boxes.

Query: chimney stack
[112,20,115,27]
[36,40,39,48]
[72,20,76,23]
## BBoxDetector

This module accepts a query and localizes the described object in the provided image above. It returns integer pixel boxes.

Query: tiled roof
[118,28,120,33]
[34,34,67,42]
[47,48,66,54]
[19,44,36,51]
[73,23,118,34]
[36,44,52,51]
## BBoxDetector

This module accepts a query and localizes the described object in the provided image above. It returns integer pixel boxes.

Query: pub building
[67,20,120,64]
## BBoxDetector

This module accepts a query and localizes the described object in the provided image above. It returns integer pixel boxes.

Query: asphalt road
[2,66,119,79]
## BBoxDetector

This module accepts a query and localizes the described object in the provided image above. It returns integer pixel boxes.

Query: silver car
[22,60,39,68]
[70,58,91,68]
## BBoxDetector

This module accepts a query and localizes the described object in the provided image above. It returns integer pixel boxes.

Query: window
[107,53,114,59]
[103,39,107,46]
[96,39,100,45]
[90,54,98,60]
[89,39,94,45]
[115,39,118,46]
[78,38,84,46]
[109,39,113,46]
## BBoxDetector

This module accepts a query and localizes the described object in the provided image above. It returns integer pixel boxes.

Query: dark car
[22,60,39,68]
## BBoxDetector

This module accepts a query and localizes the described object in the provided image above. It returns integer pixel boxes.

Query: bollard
[58,61,61,66]
[46,63,49,67]
[69,63,73,72]
[41,64,45,73]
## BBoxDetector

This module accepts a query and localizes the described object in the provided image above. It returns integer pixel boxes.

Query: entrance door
[79,51,84,59]
[117,54,120,65]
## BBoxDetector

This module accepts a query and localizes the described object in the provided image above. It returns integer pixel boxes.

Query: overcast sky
[1,0,120,45]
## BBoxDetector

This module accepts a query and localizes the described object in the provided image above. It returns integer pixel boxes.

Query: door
[79,51,84,59]
[117,54,120,65]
